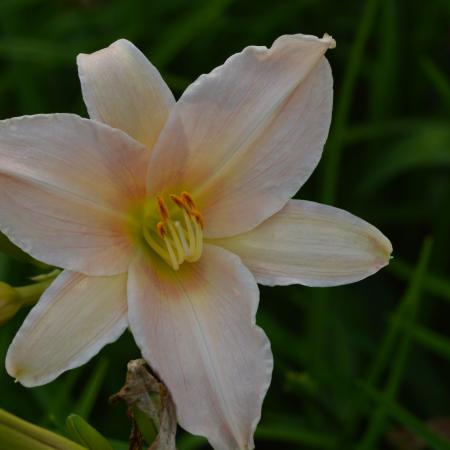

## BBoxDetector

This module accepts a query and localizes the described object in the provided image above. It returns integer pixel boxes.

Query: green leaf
[421,57,450,112]
[356,237,433,449]
[256,420,336,447]
[320,0,381,204]
[0,409,86,450]
[73,358,109,420]
[66,415,113,450]
[177,434,208,450]
[359,383,450,450]
[0,232,37,264]
[395,321,450,361]
[369,0,398,121]
[358,124,450,195]
[389,258,450,303]
[151,0,235,67]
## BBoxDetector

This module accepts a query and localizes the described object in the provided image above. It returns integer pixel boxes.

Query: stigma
[142,191,204,270]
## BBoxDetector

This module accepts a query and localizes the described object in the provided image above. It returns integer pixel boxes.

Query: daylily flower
[0,34,391,450]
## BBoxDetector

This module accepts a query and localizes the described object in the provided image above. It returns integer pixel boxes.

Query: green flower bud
[0,408,85,450]
[66,415,113,450]
[0,277,54,326]
[0,282,22,325]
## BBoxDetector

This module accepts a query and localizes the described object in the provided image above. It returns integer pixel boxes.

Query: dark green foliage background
[0,0,449,449]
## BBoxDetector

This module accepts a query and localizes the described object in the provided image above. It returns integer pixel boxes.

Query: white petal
[0,114,149,275]
[6,270,128,387]
[77,39,175,149]
[214,200,392,287]
[128,246,273,450]
[147,33,334,237]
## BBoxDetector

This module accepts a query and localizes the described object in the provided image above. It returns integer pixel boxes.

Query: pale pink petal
[6,270,128,387]
[0,114,149,275]
[128,246,273,450]
[214,200,392,287]
[147,33,335,238]
[77,39,175,149]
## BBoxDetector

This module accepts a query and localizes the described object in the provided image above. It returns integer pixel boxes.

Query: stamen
[190,209,204,229]
[142,225,171,265]
[174,221,190,256]
[163,235,179,270]
[170,194,186,210]
[156,196,169,221]
[182,209,196,257]
[171,194,196,256]
[181,191,196,210]
[192,219,203,261]
[156,221,167,237]
[167,220,185,264]
[145,192,204,270]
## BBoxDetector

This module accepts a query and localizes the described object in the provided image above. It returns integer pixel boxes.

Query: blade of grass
[151,0,234,67]
[389,258,450,303]
[258,309,307,365]
[256,422,336,448]
[393,321,450,361]
[109,439,129,450]
[320,0,380,204]
[420,57,450,112]
[312,0,381,398]
[344,118,426,144]
[357,124,450,196]
[73,358,109,420]
[356,237,433,450]
[177,434,208,450]
[30,370,83,430]
[369,0,397,121]
[0,38,73,65]
[359,383,450,450]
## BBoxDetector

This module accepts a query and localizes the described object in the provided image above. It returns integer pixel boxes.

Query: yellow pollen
[143,192,204,270]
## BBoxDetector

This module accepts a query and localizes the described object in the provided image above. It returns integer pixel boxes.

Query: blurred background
[0,0,449,449]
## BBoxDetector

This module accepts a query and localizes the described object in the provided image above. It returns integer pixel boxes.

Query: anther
[181,191,196,210]
[156,196,169,221]
[169,194,186,210]
[145,192,204,270]
[156,222,167,238]
[190,210,204,229]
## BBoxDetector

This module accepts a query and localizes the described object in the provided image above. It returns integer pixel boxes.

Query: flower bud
[66,414,113,450]
[0,282,22,325]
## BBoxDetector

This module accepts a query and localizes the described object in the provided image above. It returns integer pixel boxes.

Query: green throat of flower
[142,191,204,271]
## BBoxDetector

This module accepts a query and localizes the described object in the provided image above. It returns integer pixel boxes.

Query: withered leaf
[387,417,450,449]
[111,359,177,450]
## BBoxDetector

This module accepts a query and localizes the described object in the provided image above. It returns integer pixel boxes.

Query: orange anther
[156,196,169,221]
[169,194,186,210]
[181,191,196,210]
[156,221,167,237]
[190,209,204,229]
